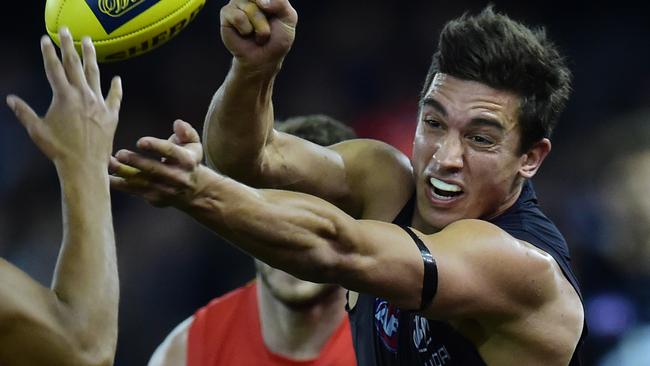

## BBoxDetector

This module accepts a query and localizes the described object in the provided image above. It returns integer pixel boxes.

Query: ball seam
[54,0,67,31]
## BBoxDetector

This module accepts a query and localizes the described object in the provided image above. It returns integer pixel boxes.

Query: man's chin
[271,284,340,310]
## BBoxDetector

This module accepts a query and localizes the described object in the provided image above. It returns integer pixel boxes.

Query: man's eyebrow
[421,97,447,116]
[468,118,506,131]
[421,97,506,131]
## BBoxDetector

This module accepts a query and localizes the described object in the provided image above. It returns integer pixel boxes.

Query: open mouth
[429,177,463,200]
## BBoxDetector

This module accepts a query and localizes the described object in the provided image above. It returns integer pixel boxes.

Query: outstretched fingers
[58,27,86,90]
[109,175,179,207]
[109,174,154,199]
[41,36,68,94]
[115,149,188,185]
[109,175,139,193]
[81,37,102,97]
[105,76,123,113]
[109,156,141,178]
[173,120,201,144]
[137,136,195,169]
[6,95,42,137]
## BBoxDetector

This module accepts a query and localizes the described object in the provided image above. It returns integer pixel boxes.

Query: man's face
[412,73,527,231]
[255,260,338,308]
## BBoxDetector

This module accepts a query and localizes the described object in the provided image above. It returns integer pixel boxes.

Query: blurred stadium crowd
[1,1,649,364]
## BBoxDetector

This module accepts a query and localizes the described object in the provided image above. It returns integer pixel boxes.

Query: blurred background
[1,0,649,364]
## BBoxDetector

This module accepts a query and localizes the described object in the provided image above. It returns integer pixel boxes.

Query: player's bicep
[252,134,412,219]
[148,316,192,366]
[334,219,552,320]
[337,221,509,313]
[264,135,392,217]
[420,220,554,319]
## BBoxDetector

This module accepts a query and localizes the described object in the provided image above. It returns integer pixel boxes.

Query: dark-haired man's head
[275,114,357,146]
[420,6,571,154]
[411,8,567,231]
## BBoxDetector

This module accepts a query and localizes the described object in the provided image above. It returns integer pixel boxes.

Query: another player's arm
[206,0,412,217]
[204,0,295,179]
[1,29,121,366]
[148,317,192,366]
[181,170,556,316]
[112,149,556,318]
[0,260,94,365]
[0,165,118,366]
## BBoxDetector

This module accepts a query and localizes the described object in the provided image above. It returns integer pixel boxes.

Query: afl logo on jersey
[374,298,400,353]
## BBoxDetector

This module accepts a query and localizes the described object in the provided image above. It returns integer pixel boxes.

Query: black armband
[401,226,438,310]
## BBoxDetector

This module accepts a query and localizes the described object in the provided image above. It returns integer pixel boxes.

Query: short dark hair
[420,6,572,153]
[276,114,357,146]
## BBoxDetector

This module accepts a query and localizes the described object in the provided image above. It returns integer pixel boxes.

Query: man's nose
[432,135,464,171]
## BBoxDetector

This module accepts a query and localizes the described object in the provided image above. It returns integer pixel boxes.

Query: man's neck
[256,280,347,360]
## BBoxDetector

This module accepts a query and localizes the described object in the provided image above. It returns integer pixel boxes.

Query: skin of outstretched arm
[179,166,555,318]
[111,135,555,319]
[1,28,121,366]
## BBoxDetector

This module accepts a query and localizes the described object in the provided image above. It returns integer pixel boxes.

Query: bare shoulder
[423,219,574,318]
[436,220,584,363]
[332,139,414,221]
[332,138,412,175]
[148,316,193,366]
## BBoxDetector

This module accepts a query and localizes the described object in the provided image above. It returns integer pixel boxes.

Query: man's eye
[424,119,441,128]
[469,135,493,145]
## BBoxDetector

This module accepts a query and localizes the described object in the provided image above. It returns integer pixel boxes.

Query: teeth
[429,177,462,192]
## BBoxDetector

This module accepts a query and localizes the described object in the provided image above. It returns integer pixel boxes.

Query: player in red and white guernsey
[148,116,357,366]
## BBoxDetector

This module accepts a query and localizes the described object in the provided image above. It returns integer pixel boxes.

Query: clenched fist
[220,0,298,71]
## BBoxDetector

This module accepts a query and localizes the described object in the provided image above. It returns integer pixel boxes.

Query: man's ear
[519,138,551,179]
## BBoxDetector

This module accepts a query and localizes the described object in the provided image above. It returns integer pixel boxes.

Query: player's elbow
[73,317,118,366]
[0,307,116,366]
[73,331,117,366]
[51,298,118,366]
[208,148,263,179]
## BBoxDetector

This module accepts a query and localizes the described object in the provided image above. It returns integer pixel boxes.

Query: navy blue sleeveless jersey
[347,180,585,365]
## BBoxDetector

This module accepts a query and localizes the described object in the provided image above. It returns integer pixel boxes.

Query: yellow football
[45,0,205,62]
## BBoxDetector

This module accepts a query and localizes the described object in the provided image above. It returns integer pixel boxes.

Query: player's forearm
[0,165,118,365]
[51,163,119,364]
[203,60,279,181]
[182,166,422,309]
[182,165,350,281]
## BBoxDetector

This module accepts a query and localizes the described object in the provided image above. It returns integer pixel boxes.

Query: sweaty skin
[2,28,122,366]
[110,122,582,366]
[112,0,584,364]
[411,73,530,232]
[147,117,357,366]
